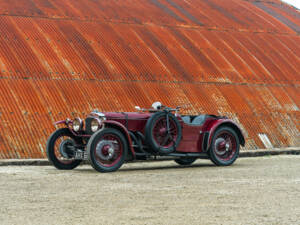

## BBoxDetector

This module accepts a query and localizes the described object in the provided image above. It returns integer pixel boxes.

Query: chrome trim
[91,110,106,118]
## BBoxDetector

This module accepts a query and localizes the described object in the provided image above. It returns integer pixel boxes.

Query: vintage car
[46,102,245,172]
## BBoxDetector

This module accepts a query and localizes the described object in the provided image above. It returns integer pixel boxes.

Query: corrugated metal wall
[0,0,299,158]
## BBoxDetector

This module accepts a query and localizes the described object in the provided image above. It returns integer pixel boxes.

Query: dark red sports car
[46,102,245,172]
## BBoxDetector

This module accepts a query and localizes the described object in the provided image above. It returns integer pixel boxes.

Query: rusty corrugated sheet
[0,0,299,158]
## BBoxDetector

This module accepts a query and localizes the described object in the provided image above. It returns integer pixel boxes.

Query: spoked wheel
[209,127,240,166]
[174,157,197,166]
[145,112,182,154]
[46,128,82,170]
[87,128,128,173]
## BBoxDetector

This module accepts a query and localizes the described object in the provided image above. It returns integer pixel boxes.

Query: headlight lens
[72,118,83,132]
[91,118,104,132]
[91,119,99,132]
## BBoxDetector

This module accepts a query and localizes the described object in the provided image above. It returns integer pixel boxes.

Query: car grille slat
[85,117,94,135]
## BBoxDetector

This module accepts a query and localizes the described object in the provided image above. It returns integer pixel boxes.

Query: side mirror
[135,106,141,111]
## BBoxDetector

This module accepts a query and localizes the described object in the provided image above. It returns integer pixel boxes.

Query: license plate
[74,151,87,160]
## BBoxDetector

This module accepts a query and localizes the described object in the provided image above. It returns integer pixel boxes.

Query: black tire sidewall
[87,128,128,173]
[209,126,240,166]
[46,128,82,170]
[174,157,197,165]
[145,112,182,154]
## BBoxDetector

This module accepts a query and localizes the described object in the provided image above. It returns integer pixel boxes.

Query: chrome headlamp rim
[72,117,83,132]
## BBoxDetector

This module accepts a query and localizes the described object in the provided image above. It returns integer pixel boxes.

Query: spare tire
[145,111,182,154]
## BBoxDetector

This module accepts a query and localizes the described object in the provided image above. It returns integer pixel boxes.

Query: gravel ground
[0,155,300,225]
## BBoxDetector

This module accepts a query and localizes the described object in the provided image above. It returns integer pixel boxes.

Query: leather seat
[181,116,191,124]
[191,115,206,125]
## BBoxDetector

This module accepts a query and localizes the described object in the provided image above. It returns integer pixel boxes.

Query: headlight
[72,118,83,132]
[91,118,104,132]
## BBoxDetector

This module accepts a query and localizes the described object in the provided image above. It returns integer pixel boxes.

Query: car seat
[181,116,191,124]
[191,115,206,125]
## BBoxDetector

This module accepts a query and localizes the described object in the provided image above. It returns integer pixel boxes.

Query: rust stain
[0,0,299,158]
[253,1,300,33]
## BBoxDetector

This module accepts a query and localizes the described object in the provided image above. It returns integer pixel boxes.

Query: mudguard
[204,119,245,152]
[103,120,135,158]
[54,120,69,125]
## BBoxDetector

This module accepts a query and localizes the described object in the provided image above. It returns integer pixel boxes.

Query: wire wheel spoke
[152,116,178,148]
[161,134,171,146]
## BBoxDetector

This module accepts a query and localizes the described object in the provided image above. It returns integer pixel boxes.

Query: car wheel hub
[96,140,115,160]
[59,139,75,159]
[215,138,228,155]
[159,128,167,136]
[225,143,230,151]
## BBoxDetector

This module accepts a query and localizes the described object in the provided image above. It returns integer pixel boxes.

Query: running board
[134,152,209,158]
[168,152,209,159]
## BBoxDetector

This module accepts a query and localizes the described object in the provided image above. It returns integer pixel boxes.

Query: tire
[87,128,128,173]
[145,111,182,154]
[46,128,82,170]
[208,126,240,166]
[174,157,197,165]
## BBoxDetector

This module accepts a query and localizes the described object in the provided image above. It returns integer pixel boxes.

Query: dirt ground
[0,155,299,225]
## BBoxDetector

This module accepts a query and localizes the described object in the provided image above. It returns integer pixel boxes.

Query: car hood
[103,112,152,120]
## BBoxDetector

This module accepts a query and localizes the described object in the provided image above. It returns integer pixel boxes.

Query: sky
[281,0,300,9]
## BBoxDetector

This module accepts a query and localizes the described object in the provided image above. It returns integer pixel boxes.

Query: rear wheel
[87,128,127,173]
[46,128,82,170]
[174,157,197,165]
[209,127,240,166]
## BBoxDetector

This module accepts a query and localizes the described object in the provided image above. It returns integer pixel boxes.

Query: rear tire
[87,128,128,173]
[46,128,82,170]
[209,126,240,166]
[174,157,197,165]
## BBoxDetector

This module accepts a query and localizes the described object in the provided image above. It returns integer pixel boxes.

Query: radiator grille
[85,117,94,135]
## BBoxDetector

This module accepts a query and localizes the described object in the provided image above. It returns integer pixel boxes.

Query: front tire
[87,128,128,173]
[209,126,240,166]
[174,157,197,165]
[46,128,82,170]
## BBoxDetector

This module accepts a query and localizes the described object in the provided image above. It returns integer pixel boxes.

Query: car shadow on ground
[119,163,216,172]
[73,162,226,173]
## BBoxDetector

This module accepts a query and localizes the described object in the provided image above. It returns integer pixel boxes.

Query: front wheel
[46,128,82,170]
[87,128,128,173]
[174,157,197,165]
[209,126,240,166]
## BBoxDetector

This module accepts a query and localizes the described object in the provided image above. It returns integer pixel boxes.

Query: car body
[46,103,245,172]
